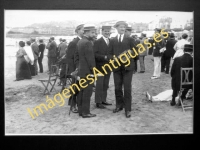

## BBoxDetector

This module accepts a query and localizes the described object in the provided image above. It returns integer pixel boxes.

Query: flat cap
[114,21,128,28]
[50,37,55,40]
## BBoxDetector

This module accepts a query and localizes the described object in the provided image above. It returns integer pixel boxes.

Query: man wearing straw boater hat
[76,24,97,118]
[108,21,137,118]
[170,44,193,106]
[93,24,112,109]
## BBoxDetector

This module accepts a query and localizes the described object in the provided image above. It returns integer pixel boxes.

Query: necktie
[119,34,122,43]
[106,38,109,45]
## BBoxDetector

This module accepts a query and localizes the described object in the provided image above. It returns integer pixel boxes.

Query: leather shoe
[96,103,106,109]
[71,107,78,113]
[82,113,96,118]
[139,71,145,73]
[79,113,82,116]
[113,107,123,113]
[102,102,112,105]
[125,111,131,118]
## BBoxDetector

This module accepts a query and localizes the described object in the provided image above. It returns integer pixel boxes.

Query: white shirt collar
[117,34,124,42]
[77,36,82,39]
[102,36,109,42]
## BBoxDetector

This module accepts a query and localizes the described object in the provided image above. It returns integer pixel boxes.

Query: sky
[5,10,193,27]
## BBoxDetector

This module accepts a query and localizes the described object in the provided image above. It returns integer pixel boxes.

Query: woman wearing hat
[15,41,32,81]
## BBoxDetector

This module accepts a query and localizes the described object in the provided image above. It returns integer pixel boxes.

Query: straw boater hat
[75,24,84,33]
[126,24,132,31]
[114,21,128,28]
[184,44,193,52]
[83,24,96,31]
[101,24,112,30]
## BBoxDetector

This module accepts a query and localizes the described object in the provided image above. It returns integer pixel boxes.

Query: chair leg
[41,81,50,95]
[178,90,185,113]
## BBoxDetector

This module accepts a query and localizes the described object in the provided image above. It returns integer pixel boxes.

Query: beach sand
[5,55,193,134]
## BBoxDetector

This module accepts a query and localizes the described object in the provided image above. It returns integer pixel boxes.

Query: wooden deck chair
[178,67,193,112]
[39,65,59,95]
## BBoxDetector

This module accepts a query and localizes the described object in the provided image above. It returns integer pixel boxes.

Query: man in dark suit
[30,38,39,75]
[46,37,57,72]
[161,33,177,74]
[93,25,112,109]
[170,44,193,106]
[108,21,137,118]
[64,24,84,113]
[38,39,45,73]
[77,24,97,118]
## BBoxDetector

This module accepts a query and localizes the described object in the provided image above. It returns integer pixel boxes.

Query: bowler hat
[114,21,128,28]
[184,44,193,52]
[75,24,84,32]
[126,24,132,31]
[170,33,175,38]
[84,24,96,31]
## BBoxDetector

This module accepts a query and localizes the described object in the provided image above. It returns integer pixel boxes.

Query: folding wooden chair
[39,65,59,95]
[177,67,193,112]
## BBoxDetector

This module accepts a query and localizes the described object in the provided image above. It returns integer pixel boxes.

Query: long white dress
[24,46,34,65]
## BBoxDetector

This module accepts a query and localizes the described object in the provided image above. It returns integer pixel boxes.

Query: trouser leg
[153,57,161,77]
[139,56,145,72]
[81,82,93,115]
[165,57,171,73]
[95,76,104,103]
[123,69,133,111]
[113,69,124,108]
[102,72,111,102]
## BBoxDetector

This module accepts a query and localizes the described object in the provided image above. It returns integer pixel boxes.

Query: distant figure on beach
[15,41,32,81]
[25,41,36,76]
[38,39,46,73]
[30,37,39,75]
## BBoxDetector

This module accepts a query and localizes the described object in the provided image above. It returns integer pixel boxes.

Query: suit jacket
[108,35,137,72]
[59,42,68,57]
[47,41,57,58]
[38,43,45,58]
[153,35,166,57]
[165,38,177,58]
[93,37,110,73]
[77,36,96,77]
[139,37,148,56]
[66,37,80,74]
[31,42,39,60]
[171,53,193,91]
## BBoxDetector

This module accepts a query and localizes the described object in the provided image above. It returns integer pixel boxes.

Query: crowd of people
[14,21,193,118]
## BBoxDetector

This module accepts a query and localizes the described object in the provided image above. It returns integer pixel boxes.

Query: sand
[5,55,193,134]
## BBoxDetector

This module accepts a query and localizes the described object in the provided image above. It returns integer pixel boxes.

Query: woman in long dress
[15,41,32,81]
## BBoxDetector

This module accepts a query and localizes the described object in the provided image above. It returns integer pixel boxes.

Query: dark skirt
[29,63,36,76]
[16,57,32,80]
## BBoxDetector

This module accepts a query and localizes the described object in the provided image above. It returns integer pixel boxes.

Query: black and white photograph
[4,10,194,135]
